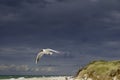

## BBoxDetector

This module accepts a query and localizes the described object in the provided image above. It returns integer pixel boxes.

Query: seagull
[35,48,59,64]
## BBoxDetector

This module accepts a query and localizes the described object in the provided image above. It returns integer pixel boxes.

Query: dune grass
[75,60,120,80]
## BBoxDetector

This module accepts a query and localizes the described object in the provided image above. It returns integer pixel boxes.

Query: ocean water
[0,75,70,80]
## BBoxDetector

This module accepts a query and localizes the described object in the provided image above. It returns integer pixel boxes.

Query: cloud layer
[0,0,120,75]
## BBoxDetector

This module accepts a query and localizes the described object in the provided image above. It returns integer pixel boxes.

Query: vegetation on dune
[75,60,120,80]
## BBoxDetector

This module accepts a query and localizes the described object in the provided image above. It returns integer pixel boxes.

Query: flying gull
[35,48,59,64]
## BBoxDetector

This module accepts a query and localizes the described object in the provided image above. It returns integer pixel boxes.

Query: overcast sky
[0,0,120,75]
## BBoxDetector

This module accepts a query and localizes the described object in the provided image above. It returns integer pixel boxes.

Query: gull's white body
[36,48,59,64]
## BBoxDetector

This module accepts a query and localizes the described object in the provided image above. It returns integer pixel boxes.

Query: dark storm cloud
[1,0,120,75]
[1,0,120,56]
[0,0,50,7]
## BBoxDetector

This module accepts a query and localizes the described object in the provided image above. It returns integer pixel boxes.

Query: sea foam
[3,76,67,80]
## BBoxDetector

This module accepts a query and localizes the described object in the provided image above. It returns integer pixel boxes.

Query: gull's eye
[40,49,43,52]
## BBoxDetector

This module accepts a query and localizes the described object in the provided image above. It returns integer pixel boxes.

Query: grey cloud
[0,63,77,75]
[0,0,120,28]
[106,11,120,24]
[78,41,120,58]
[31,66,57,72]
[0,47,38,54]
[0,64,38,75]
[0,0,120,75]
[0,64,29,71]
[0,0,49,7]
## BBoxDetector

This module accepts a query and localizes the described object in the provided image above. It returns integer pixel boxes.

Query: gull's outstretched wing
[36,52,44,64]
[46,48,59,53]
